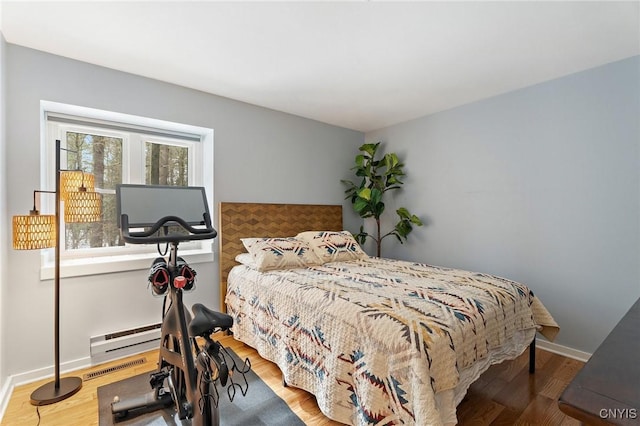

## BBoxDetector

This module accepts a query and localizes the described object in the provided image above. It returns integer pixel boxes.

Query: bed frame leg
[529,336,536,374]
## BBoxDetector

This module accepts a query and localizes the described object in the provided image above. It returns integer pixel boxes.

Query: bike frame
[157,242,218,425]
[111,241,219,425]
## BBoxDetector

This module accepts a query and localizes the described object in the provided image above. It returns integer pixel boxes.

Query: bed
[219,202,559,425]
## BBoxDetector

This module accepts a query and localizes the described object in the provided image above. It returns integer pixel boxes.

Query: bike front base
[110,343,252,425]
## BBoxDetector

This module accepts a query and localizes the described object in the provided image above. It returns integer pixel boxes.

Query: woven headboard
[218,202,343,311]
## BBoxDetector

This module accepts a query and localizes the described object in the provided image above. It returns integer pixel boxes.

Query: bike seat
[189,303,233,337]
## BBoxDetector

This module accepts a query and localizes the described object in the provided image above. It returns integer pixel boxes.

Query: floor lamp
[12,139,102,405]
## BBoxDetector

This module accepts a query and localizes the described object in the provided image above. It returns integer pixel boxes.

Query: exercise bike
[111,184,250,425]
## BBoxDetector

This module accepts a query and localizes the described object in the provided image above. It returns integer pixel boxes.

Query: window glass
[65,131,124,250]
[145,142,189,186]
[144,141,192,238]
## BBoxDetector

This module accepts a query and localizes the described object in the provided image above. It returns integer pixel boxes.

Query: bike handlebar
[120,213,217,244]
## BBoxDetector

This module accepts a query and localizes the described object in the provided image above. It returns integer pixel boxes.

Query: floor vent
[83,357,146,381]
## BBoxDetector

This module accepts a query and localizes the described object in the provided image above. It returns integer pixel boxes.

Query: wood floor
[2,334,584,425]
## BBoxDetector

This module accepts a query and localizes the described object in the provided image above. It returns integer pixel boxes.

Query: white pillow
[240,237,323,272]
[235,252,258,269]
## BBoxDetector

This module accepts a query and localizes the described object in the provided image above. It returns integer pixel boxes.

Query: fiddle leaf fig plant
[341,142,423,257]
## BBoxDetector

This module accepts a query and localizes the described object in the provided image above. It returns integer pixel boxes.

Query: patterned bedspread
[226,257,558,425]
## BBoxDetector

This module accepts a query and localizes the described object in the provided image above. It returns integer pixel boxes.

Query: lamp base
[30,376,82,406]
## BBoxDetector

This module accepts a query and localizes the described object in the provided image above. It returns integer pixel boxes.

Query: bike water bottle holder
[225,351,252,403]
[199,346,252,409]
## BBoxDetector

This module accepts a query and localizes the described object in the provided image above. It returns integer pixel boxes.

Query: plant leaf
[357,187,371,200]
[360,142,380,157]
[370,188,382,205]
[353,197,369,213]
[373,201,385,217]
[397,207,410,219]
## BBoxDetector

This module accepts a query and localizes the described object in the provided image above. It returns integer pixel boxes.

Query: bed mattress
[225,257,558,425]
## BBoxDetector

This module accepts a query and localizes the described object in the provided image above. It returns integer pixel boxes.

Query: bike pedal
[149,371,169,389]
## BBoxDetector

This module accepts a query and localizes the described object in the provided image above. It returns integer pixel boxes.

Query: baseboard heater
[90,323,162,362]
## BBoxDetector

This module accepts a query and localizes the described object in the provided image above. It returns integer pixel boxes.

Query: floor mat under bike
[97,348,305,426]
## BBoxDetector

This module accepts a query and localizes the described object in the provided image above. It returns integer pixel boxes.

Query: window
[41,101,214,279]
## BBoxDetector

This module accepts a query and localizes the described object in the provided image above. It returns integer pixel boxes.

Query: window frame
[39,101,214,280]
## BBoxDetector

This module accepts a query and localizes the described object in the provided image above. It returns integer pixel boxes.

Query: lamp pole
[29,140,82,405]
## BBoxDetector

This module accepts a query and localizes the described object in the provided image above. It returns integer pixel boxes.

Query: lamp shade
[64,191,102,223]
[60,171,95,201]
[12,213,56,250]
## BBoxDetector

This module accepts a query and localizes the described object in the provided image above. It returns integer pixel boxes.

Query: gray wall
[4,44,363,378]
[0,33,7,395]
[367,56,640,354]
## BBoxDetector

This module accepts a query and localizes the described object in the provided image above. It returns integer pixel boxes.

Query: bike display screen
[116,184,211,229]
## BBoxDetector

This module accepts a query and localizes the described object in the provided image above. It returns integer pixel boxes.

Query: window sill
[40,249,214,281]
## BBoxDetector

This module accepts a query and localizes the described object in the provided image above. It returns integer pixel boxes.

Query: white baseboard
[537,339,591,363]
[9,356,92,389]
[7,344,155,387]
[0,378,13,424]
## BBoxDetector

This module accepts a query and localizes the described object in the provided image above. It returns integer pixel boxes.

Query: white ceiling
[2,1,639,132]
